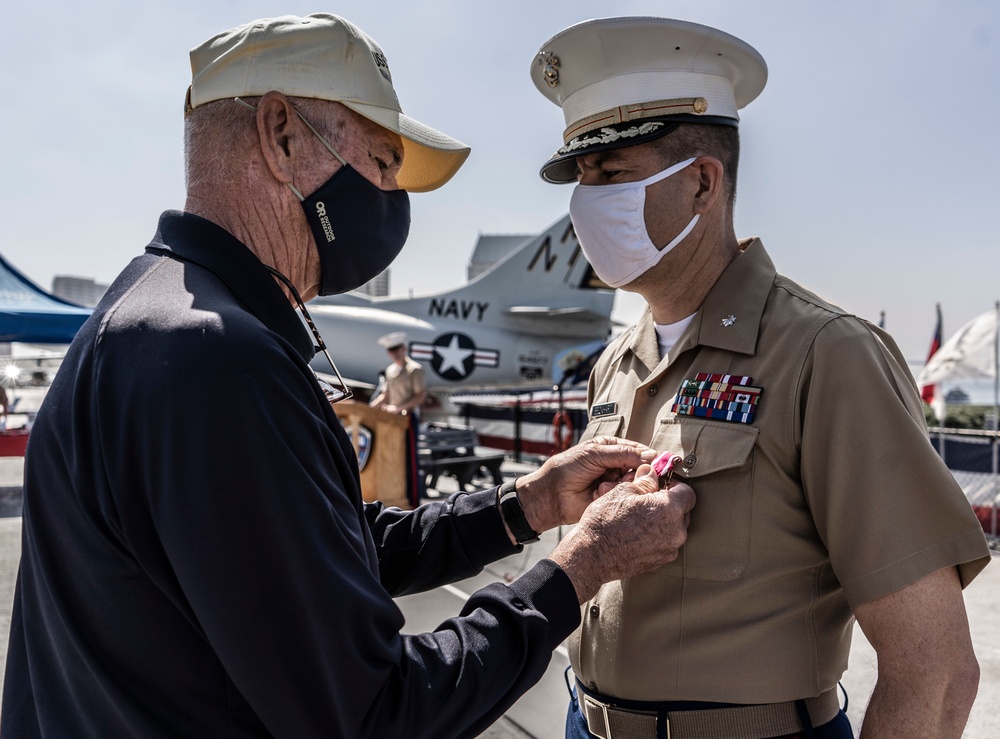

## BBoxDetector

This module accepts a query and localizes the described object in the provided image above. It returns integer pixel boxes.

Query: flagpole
[994,301,999,536]
[994,300,999,425]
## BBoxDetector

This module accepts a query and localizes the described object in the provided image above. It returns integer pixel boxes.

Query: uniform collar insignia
[695,238,774,355]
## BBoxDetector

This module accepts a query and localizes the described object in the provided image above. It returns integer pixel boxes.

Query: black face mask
[299,164,411,296]
[232,97,411,296]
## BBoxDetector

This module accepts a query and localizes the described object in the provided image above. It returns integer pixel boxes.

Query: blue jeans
[565,687,854,739]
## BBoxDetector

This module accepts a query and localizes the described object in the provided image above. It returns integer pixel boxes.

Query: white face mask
[569,157,699,288]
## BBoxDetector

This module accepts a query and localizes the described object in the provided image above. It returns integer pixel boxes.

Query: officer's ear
[256,91,300,186]
[690,156,725,215]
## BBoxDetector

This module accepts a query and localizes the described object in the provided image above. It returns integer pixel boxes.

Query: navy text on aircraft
[307,214,613,392]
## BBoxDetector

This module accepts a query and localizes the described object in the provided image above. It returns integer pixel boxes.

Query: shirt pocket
[578,414,625,443]
[651,418,759,581]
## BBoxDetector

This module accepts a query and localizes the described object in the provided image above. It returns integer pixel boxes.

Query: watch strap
[498,479,541,545]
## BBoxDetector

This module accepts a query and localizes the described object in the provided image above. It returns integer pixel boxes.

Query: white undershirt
[654,313,696,359]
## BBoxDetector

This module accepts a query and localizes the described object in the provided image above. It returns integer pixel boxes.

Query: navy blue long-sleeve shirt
[2,212,580,738]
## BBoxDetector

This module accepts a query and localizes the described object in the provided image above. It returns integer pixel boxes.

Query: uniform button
[589,604,600,618]
[684,454,697,468]
[588,681,598,692]
[647,385,658,397]
[511,597,526,610]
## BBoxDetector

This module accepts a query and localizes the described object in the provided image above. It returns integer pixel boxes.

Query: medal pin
[652,451,683,489]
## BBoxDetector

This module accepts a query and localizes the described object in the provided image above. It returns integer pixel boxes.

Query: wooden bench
[418,423,506,492]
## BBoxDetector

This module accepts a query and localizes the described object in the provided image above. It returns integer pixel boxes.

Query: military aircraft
[308,214,614,393]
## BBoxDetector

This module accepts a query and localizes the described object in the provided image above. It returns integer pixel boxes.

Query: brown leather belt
[581,686,840,739]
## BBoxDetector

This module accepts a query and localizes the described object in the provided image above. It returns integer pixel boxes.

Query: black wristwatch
[498,479,540,545]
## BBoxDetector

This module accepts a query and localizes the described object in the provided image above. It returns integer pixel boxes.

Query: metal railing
[927,427,999,538]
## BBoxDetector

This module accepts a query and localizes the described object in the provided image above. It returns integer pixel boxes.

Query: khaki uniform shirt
[384,358,426,410]
[573,239,990,703]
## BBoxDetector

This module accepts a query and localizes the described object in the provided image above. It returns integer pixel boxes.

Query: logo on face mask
[297,157,410,295]
[314,201,336,243]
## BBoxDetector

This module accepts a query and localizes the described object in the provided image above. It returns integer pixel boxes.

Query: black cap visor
[540,114,735,184]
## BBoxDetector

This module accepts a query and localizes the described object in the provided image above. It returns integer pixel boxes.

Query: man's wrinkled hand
[515,436,656,533]
[549,465,696,603]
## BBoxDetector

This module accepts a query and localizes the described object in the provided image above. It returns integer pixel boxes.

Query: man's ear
[691,156,725,215]
[256,91,299,185]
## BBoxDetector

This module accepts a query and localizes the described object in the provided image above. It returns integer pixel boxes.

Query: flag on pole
[919,304,944,422]
[878,310,885,329]
[918,307,998,386]
[920,305,942,404]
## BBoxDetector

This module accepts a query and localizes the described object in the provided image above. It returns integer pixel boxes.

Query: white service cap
[530,17,767,183]
[377,332,407,350]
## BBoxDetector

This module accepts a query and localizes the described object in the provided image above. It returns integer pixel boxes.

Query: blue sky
[1,0,996,362]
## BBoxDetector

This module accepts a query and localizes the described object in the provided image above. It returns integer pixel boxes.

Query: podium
[332,400,412,509]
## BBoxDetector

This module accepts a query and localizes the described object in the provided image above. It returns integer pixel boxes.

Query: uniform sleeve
[99,322,580,738]
[411,363,426,396]
[797,316,990,607]
[364,489,523,596]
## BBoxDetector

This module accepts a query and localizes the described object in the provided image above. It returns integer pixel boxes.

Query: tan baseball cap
[531,17,767,183]
[186,13,471,193]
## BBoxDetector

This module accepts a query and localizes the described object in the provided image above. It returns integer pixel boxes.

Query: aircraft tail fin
[415,214,614,338]
[465,214,609,298]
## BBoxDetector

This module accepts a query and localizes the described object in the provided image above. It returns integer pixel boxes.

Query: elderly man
[530,17,991,739]
[2,14,697,738]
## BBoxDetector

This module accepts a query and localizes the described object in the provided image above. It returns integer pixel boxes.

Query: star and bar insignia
[671,372,763,425]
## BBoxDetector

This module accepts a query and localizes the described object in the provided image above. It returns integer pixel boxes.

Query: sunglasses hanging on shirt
[264,266,354,405]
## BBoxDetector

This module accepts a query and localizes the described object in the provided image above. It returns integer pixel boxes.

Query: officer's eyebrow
[592,150,628,167]
[575,149,632,177]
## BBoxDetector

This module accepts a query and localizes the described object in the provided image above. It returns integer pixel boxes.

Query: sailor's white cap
[377,331,407,350]
[186,13,470,193]
[531,17,767,183]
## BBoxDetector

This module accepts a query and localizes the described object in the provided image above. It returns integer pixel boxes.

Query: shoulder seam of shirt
[95,256,172,349]
[772,274,850,320]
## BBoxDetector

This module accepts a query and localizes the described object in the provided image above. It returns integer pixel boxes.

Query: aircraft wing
[504,306,611,323]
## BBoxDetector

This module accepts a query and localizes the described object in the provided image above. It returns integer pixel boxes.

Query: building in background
[51,276,108,308]
[354,269,390,297]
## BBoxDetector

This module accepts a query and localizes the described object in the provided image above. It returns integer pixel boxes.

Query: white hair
[183,96,349,194]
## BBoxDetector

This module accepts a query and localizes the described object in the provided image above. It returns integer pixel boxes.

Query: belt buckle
[583,695,614,739]
[600,701,613,739]
[582,695,668,739]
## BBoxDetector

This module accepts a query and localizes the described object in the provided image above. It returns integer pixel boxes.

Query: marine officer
[370,331,427,505]
[371,331,426,418]
[530,16,991,739]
